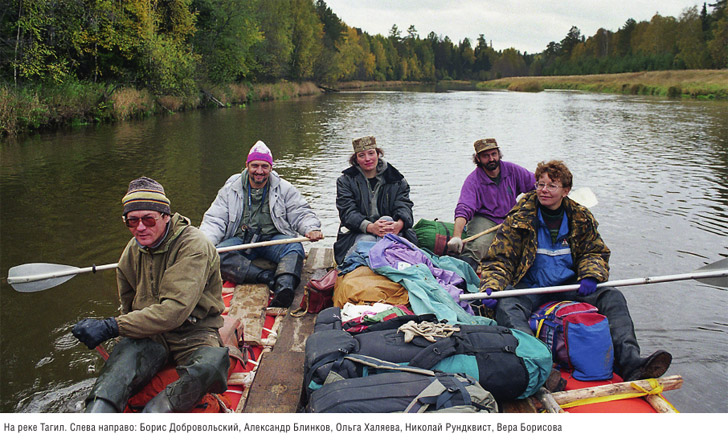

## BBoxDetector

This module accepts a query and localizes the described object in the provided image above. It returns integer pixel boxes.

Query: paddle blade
[569,187,598,208]
[696,258,728,288]
[7,263,78,292]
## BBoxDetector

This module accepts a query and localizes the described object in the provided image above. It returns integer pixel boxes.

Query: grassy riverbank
[0,81,322,137]
[478,70,728,99]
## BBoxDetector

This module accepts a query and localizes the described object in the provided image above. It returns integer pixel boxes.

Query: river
[1,87,726,413]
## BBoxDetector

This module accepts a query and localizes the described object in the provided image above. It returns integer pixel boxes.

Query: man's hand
[305,230,324,242]
[447,236,463,254]
[72,318,119,349]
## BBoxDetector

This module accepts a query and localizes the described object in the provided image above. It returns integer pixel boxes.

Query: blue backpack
[529,301,614,381]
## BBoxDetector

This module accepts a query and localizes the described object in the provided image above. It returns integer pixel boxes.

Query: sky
[323,0,706,54]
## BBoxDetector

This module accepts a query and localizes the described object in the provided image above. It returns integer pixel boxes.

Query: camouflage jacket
[480,191,610,291]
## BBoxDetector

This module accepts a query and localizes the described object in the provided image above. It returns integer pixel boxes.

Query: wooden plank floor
[242,247,334,413]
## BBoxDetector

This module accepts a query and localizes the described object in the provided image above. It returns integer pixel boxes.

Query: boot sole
[639,350,672,379]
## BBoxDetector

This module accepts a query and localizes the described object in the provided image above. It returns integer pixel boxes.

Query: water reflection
[1,89,727,412]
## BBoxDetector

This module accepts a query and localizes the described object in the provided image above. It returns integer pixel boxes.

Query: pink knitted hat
[246,140,273,165]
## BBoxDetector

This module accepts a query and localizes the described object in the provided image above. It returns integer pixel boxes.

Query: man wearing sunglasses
[201,140,323,308]
[72,176,229,412]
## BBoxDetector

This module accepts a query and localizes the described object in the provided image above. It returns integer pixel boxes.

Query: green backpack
[413,219,469,255]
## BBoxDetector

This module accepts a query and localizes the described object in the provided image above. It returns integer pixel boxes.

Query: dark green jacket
[480,191,610,291]
[116,213,224,338]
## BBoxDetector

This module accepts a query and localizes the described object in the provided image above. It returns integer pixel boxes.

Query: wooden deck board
[243,247,333,413]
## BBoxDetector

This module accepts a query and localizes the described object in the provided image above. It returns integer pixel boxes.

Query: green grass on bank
[478,70,728,100]
[0,81,322,137]
[3,70,726,137]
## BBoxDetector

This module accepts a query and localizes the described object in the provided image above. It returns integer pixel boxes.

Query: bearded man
[447,138,534,270]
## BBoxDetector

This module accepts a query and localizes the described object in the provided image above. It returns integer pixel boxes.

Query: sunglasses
[123,215,164,228]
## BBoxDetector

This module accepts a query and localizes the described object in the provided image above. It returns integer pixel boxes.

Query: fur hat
[352,136,377,153]
[122,176,171,216]
[474,138,499,154]
[246,140,273,165]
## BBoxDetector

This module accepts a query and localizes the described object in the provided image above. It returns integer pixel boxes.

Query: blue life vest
[522,209,575,288]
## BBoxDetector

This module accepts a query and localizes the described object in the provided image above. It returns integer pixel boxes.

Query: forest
[1,1,727,134]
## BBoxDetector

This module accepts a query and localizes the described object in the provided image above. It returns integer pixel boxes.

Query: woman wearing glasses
[480,160,671,382]
[71,176,229,412]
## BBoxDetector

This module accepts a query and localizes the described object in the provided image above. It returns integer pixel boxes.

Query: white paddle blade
[696,258,728,288]
[7,263,79,292]
[569,187,598,208]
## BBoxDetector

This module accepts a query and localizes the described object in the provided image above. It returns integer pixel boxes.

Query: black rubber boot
[270,274,297,308]
[142,346,229,413]
[269,253,304,308]
[84,398,117,413]
[85,338,168,412]
[220,252,274,286]
[592,291,671,380]
[622,350,672,381]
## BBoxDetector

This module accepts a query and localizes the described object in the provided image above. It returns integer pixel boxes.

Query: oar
[463,187,598,244]
[460,258,728,301]
[6,236,312,293]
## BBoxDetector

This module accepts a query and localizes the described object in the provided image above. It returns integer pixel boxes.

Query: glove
[72,318,119,349]
[577,278,598,296]
[446,236,463,254]
[481,288,497,309]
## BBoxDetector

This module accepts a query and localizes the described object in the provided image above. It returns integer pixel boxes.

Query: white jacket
[200,170,321,246]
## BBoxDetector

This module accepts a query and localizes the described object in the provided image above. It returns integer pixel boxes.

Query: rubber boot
[220,252,274,286]
[84,398,117,413]
[269,253,304,308]
[270,274,298,308]
[622,350,672,381]
[85,338,167,412]
[142,346,229,413]
[598,294,671,381]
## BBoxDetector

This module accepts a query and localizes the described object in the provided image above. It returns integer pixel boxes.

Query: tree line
[2,0,726,96]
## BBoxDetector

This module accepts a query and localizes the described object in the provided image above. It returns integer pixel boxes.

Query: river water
[1,87,726,413]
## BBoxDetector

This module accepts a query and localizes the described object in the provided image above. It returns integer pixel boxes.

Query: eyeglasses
[535,182,562,191]
[123,215,163,228]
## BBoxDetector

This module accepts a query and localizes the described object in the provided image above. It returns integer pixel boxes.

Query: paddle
[459,258,728,301]
[6,236,312,293]
[462,187,598,244]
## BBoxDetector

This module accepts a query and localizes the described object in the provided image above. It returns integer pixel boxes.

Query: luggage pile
[302,234,552,413]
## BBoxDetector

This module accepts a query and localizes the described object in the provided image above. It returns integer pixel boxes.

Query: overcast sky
[323,0,705,54]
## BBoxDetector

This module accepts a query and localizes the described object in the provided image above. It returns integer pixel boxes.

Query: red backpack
[529,301,614,381]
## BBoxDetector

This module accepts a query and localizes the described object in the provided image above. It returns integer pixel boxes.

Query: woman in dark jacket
[334,136,418,265]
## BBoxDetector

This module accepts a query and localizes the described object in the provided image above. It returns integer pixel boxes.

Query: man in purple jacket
[447,138,534,271]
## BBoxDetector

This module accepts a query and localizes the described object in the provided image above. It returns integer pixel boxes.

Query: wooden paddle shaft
[461,224,499,244]
[216,236,310,253]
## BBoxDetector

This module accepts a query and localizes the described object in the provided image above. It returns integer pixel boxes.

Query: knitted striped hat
[122,176,171,216]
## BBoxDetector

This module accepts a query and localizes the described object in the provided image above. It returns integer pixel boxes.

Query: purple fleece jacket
[454,161,534,224]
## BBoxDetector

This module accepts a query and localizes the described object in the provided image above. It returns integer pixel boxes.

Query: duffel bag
[307,323,551,401]
[306,355,497,413]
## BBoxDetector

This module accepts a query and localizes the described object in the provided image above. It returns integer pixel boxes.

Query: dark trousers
[495,286,642,377]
